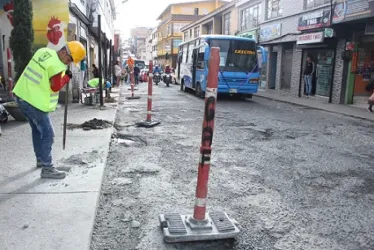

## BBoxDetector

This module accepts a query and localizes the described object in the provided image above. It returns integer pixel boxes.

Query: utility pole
[98,15,104,106]
[109,39,112,82]
[104,33,108,81]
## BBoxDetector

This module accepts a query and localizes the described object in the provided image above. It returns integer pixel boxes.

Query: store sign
[324,28,334,38]
[298,10,331,31]
[296,32,324,45]
[332,0,374,24]
[345,41,355,50]
[260,23,281,41]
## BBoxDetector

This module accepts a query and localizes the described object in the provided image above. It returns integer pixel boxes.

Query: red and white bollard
[126,68,140,100]
[136,60,160,128]
[7,78,13,99]
[159,47,240,243]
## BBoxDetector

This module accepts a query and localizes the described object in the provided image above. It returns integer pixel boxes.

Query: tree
[9,0,34,81]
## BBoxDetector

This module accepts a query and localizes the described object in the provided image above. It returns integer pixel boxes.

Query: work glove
[65,70,73,79]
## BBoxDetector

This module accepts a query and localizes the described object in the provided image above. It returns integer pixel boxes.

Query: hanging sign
[298,10,331,31]
[296,31,324,44]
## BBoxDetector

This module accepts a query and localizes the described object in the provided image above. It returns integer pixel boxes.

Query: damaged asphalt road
[90,83,374,250]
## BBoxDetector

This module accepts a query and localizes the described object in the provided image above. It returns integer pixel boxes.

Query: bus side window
[182,45,187,63]
[197,52,205,69]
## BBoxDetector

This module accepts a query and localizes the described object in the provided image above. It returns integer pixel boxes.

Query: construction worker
[13,41,86,179]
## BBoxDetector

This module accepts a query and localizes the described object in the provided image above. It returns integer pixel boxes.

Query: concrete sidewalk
[255,89,374,121]
[0,88,120,250]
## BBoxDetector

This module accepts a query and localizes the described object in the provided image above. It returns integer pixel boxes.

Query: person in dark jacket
[134,66,140,85]
[303,56,315,97]
[366,81,374,112]
[92,64,99,78]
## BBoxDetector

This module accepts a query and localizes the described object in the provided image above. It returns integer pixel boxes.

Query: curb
[86,87,121,250]
[254,94,374,122]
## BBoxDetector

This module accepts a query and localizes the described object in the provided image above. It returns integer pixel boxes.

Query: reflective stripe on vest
[13,47,67,112]
[23,66,42,85]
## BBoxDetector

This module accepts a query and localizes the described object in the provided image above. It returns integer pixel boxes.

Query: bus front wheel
[195,83,204,98]
[180,82,184,91]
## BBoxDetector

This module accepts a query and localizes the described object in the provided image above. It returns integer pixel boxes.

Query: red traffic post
[159,47,240,243]
[136,60,160,128]
[126,67,140,100]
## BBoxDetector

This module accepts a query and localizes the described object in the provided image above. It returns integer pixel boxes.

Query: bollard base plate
[136,120,160,128]
[159,211,240,243]
[126,96,141,100]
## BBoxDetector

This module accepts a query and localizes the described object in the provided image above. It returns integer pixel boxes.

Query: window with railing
[173,23,187,34]
[184,31,189,41]
[173,39,182,49]
[167,25,172,36]
[240,4,260,32]
[206,23,213,34]
[305,0,330,9]
[223,13,231,35]
[194,27,200,38]
[266,0,282,20]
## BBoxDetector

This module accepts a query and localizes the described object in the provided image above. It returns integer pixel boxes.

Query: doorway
[281,45,293,89]
[301,49,335,97]
[269,52,277,89]
[351,38,374,105]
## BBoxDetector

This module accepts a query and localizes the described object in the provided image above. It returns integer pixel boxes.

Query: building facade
[145,33,153,63]
[181,1,237,41]
[0,0,116,102]
[130,27,152,59]
[151,28,158,63]
[178,0,374,107]
[155,0,228,68]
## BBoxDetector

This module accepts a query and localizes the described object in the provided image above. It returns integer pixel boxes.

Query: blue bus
[175,35,267,98]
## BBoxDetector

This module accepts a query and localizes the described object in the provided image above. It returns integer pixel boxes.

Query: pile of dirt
[105,97,116,103]
[67,118,112,130]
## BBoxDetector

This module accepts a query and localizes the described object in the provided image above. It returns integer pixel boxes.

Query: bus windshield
[208,39,258,73]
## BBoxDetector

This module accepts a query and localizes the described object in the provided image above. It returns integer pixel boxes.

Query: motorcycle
[153,72,161,85]
[163,72,172,87]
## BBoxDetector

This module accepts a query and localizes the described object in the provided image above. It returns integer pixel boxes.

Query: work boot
[41,167,66,179]
[36,161,42,168]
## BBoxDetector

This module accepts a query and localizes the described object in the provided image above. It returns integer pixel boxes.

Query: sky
[113,0,232,39]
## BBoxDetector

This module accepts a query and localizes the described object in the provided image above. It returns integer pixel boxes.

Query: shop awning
[69,3,90,26]
[260,33,299,45]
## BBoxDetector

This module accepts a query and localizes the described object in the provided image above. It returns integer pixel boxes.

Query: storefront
[330,0,374,104]
[296,9,337,101]
[259,23,282,90]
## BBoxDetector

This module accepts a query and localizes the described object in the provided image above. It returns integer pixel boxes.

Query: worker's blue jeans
[17,98,54,168]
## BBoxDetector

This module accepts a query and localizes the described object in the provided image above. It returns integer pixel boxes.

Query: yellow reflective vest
[13,47,66,112]
[87,78,105,88]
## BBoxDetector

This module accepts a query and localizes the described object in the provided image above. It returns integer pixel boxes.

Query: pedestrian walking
[92,63,99,78]
[303,56,315,97]
[134,65,140,85]
[366,80,374,112]
[13,41,86,179]
[114,61,122,87]
[0,73,6,92]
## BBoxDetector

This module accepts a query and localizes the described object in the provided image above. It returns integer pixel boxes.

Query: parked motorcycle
[153,72,161,85]
[163,73,172,87]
